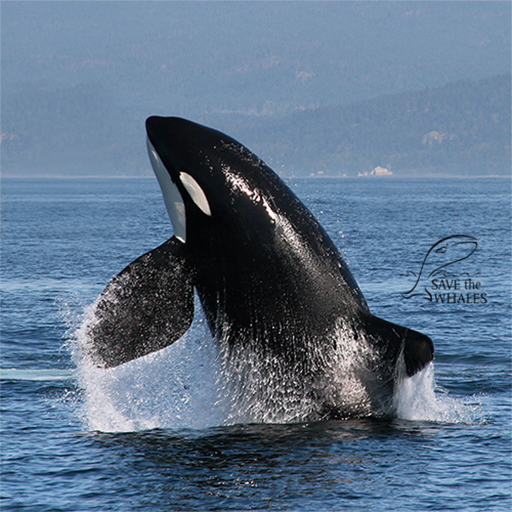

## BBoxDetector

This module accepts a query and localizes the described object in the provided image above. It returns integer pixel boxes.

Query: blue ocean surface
[1,176,511,511]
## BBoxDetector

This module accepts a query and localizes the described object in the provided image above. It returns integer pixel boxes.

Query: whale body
[87,117,434,419]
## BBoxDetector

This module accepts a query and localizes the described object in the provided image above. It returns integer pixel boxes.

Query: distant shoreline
[1,174,510,180]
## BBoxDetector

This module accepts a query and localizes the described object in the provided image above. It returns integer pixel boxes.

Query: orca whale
[87,116,433,419]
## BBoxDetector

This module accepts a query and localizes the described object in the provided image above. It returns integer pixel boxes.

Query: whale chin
[146,137,187,243]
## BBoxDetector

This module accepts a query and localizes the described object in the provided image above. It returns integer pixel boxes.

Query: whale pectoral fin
[86,237,194,368]
[361,314,434,377]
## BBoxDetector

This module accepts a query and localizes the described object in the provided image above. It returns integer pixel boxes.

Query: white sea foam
[72,303,225,432]
[71,300,480,432]
[0,368,74,381]
[393,362,482,424]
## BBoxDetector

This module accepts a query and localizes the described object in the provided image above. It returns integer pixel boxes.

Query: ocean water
[1,176,510,511]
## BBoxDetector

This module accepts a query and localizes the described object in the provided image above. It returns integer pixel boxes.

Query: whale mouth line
[146,137,187,243]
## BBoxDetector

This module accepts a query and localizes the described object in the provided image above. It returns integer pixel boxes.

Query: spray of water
[70,300,480,432]
[393,362,482,424]
[72,302,225,432]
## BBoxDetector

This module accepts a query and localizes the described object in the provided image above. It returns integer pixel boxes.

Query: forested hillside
[2,75,510,176]
[209,74,511,176]
[1,83,145,176]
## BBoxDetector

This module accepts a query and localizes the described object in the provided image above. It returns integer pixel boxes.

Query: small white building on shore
[358,166,393,177]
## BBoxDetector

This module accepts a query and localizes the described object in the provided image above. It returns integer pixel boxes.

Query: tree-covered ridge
[220,74,511,176]
[1,75,510,176]
[1,83,144,176]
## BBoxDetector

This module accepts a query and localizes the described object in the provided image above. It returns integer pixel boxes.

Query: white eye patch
[179,172,212,217]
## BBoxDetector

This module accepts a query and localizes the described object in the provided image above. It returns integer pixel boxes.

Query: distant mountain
[1,75,510,177]
[1,82,145,176]
[208,74,511,177]
[3,2,510,119]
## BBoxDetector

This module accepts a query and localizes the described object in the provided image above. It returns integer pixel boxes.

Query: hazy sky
[2,1,510,118]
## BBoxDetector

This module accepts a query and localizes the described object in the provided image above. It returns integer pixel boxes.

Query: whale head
[146,116,282,251]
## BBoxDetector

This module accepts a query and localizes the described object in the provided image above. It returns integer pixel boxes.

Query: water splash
[72,303,225,432]
[72,307,379,430]
[393,363,482,424]
[210,319,385,425]
[70,300,480,432]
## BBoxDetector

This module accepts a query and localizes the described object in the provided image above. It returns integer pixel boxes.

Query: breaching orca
[87,116,433,419]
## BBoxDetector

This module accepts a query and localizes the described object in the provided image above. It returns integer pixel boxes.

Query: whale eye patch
[179,172,212,217]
